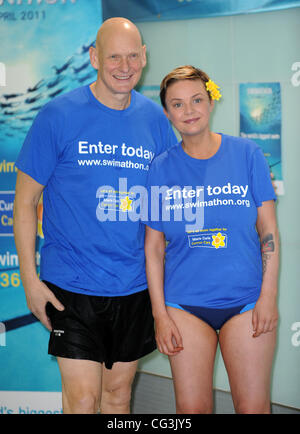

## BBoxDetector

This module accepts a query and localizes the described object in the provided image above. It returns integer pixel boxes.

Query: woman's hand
[254,200,279,338]
[154,313,184,356]
[252,292,278,338]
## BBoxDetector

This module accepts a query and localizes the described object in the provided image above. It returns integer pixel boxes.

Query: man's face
[93,29,146,101]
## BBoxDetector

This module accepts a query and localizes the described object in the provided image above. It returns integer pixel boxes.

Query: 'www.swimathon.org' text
[166,197,250,210]
[78,159,149,171]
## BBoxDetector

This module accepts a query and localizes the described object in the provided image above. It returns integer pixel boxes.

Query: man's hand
[24,279,65,331]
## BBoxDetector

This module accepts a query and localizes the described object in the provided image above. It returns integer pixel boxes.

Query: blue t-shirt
[16,85,177,296]
[145,134,276,308]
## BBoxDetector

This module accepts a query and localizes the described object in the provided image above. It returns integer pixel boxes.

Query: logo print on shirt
[120,196,133,212]
[212,232,226,249]
[53,330,64,337]
[188,230,228,249]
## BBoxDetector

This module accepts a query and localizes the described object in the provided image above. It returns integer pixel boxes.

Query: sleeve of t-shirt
[142,159,164,232]
[250,147,277,207]
[15,104,60,186]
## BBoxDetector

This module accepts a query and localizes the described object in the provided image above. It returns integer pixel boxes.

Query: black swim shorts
[44,281,156,369]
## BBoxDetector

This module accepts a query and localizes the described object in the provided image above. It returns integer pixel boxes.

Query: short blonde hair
[160,65,211,109]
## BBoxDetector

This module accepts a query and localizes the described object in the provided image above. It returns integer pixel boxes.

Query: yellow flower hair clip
[205,79,222,101]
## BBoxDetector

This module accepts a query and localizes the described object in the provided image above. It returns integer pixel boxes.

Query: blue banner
[102,0,300,22]
[0,0,102,413]
[239,82,284,195]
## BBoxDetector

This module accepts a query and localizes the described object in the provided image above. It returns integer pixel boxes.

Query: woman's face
[164,79,214,138]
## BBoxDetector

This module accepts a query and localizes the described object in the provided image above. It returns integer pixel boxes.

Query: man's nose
[119,56,130,72]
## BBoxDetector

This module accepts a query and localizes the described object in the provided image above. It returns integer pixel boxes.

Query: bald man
[14,18,177,414]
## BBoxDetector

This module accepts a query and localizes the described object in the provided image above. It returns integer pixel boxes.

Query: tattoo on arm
[261,233,275,253]
[261,233,275,274]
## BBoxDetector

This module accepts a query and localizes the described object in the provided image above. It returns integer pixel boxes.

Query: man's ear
[141,44,147,68]
[89,46,99,70]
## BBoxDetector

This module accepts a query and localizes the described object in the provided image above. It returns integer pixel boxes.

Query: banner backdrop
[102,0,300,22]
[239,82,284,195]
[0,0,102,414]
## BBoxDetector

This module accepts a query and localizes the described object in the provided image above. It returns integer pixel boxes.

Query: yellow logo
[120,196,132,212]
[212,232,225,249]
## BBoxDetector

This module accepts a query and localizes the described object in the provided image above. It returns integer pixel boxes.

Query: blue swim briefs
[166,301,256,331]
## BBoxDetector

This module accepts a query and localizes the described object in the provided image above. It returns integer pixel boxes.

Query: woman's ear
[163,107,169,119]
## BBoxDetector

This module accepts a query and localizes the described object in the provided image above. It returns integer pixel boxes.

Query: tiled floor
[131,372,300,414]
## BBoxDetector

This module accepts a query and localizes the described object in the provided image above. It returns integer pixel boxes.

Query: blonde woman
[144,65,279,414]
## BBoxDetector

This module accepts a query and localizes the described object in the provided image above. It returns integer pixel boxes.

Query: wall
[137,8,300,409]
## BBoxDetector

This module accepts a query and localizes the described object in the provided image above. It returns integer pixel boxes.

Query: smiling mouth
[114,75,132,80]
[184,118,200,124]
